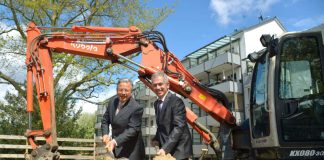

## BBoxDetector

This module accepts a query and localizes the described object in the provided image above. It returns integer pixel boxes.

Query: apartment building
[94,98,110,156]
[132,81,157,159]
[182,17,286,119]
[180,17,286,158]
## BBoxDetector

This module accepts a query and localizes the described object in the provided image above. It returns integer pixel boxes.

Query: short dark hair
[117,78,133,90]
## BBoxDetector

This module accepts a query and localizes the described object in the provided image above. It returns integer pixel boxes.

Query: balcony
[134,87,156,100]
[196,116,220,127]
[145,147,157,155]
[209,80,242,94]
[142,127,157,136]
[143,107,155,117]
[96,105,107,115]
[188,52,241,77]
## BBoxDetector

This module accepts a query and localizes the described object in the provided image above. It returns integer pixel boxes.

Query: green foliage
[0,88,82,136]
[0,92,28,135]
[0,0,173,142]
[0,0,173,156]
[75,113,96,138]
[0,88,82,154]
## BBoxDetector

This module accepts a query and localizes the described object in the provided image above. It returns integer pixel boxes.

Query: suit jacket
[153,92,193,159]
[101,96,145,160]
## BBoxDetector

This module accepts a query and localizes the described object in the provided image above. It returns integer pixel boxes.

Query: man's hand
[151,140,159,147]
[157,149,166,156]
[106,139,117,151]
[102,135,111,145]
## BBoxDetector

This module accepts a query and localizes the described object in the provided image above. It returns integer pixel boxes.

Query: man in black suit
[151,71,193,160]
[101,78,145,160]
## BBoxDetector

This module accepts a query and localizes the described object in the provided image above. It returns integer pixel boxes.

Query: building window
[228,102,234,111]
[142,117,148,127]
[208,51,216,59]
[143,137,147,147]
[192,129,202,144]
[96,116,103,123]
[198,55,208,64]
[138,99,148,108]
[96,130,102,137]
[200,108,207,117]
[191,103,200,116]
[191,103,208,117]
[209,126,218,134]
[190,58,197,67]
[182,59,190,69]
[227,73,237,81]
[247,61,254,74]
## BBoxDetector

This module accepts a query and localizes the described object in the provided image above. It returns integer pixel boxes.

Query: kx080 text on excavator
[24,22,324,159]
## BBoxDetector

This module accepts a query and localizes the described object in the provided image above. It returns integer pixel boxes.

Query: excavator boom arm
[25,22,235,158]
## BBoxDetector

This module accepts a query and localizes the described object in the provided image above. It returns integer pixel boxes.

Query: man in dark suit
[101,78,145,160]
[151,71,193,160]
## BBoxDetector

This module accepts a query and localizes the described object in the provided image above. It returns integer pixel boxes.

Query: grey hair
[151,71,169,83]
[117,78,133,89]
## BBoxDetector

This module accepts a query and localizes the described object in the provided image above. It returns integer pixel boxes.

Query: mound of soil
[153,154,176,160]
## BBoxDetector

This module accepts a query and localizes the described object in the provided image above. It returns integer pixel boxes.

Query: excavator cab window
[278,35,324,142]
[250,54,270,138]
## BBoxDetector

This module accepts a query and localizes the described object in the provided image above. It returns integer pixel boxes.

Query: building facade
[180,17,286,158]
[181,17,286,121]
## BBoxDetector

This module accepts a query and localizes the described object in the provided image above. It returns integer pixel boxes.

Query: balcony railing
[208,79,243,94]
[134,87,155,100]
[186,52,241,77]
[196,116,220,127]
[143,107,155,117]
[141,127,157,136]
[186,52,240,68]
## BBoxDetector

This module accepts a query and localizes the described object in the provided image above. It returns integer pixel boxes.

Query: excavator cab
[248,31,324,159]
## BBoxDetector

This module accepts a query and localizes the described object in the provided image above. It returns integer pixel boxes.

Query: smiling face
[152,75,169,99]
[117,82,132,104]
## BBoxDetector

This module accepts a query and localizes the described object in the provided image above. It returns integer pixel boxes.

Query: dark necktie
[156,100,163,118]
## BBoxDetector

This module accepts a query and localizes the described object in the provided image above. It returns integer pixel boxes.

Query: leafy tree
[0,0,173,139]
[0,89,82,136]
[75,113,96,139]
[0,92,28,135]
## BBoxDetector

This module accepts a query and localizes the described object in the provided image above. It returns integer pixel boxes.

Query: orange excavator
[25,22,324,159]
[25,22,234,159]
